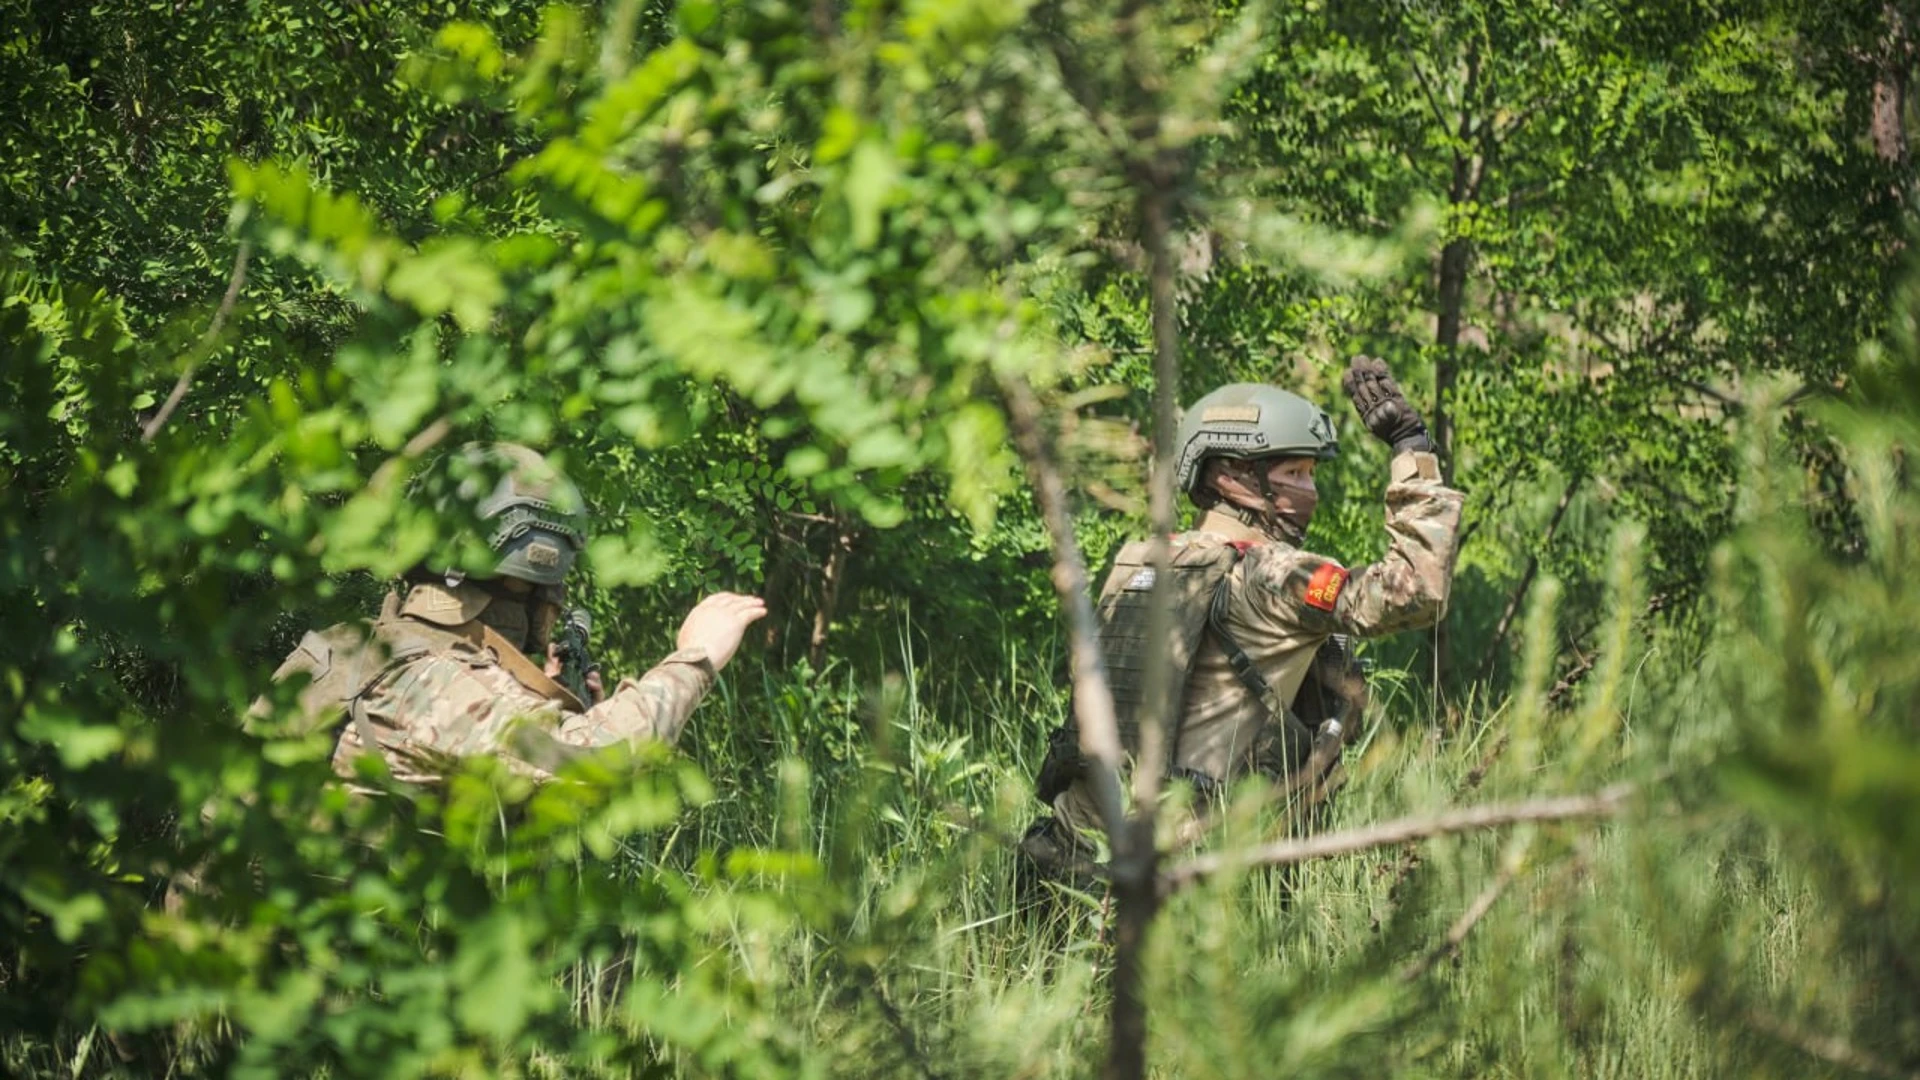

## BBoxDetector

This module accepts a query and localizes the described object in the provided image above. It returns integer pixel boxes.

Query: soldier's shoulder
[1242,544,1351,617]
[255,618,386,735]
[270,619,376,683]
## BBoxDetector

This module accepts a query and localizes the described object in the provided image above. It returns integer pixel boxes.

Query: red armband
[1303,563,1349,612]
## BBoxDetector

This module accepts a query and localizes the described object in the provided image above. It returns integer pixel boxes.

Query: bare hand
[675,592,769,673]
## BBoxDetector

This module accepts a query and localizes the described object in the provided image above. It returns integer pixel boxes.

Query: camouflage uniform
[260,443,722,787]
[264,581,715,786]
[1050,447,1463,842]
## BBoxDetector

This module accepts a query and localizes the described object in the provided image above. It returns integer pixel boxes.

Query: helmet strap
[1253,471,1307,545]
[1215,461,1309,545]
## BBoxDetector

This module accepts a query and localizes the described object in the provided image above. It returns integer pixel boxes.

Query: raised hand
[1340,355,1434,455]
[675,592,770,673]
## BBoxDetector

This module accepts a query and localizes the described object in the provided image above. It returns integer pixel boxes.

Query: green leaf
[844,139,900,249]
[453,916,545,1040]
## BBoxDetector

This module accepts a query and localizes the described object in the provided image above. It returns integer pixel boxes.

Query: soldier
[1028,356,1464,867]
[260,443,766,786]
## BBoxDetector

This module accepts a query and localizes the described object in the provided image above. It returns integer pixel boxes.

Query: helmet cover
[445,443,588,586]
[1172,383,1339,503]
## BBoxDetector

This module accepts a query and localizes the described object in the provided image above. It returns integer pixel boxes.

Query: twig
[1461,731,1511,793]
[1160,783,1635,896]
[1544,651,1597,709]
[1399,860,1517,981]
[142,241,251,443]
[1473,472,1584,688]
[1000,376,1130,848]
[854,962,951,1080]
[1742,1007,1920,1080]
[363,416,456,496]
[1385,726,1511,902]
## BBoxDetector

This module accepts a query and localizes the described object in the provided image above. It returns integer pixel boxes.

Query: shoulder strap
[1205,563,1349,788]
[474,622,587,714]
[1206,567,1290,720]
[337,602,472,757]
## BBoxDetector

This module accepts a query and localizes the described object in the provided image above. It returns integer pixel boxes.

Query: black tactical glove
[1341,355,1434,455]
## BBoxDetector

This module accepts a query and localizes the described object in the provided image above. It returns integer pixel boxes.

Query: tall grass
[12,409,1912,1080]
[603,441,1913,1079]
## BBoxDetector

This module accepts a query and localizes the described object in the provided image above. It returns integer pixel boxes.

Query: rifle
[555,607,601,705]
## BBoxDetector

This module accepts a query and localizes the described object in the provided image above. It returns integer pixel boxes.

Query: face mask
[1265,473,1318,540]
[477,595,532,651]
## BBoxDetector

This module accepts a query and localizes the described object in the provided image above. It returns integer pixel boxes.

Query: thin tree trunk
[1433,234,1468,471]
[1473,473,1583,689]
[807,526,853,670]
[1873,2,1911,170]
[1131,176,1183,811]
[1001,378,1131,845]
[1097,167,1184,1080]
[1430,45,1487,692]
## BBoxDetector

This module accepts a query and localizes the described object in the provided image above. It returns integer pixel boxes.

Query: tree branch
[1473,472,1584,688]
[1001,376,1131,847]
[1400,859,1517,982]
[141,241,251,443]
[1160,783,1635,896]
[1742,1006,1920,1080]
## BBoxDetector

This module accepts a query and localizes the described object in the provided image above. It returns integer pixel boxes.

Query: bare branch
[1544,650,1597,709]
[1160,783,1635,896]
[1001,375,1131,847]
[1400,860,1518,981]
[363,416,455,496]
[142,241,252,443]
[1743,1006,1920,1080]
[1474,472,1584,688]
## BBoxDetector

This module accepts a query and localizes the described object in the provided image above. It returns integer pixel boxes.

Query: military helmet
[1172,383,1339,499]
[446,442,588,586]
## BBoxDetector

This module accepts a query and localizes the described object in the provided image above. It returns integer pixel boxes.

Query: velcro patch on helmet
[1201,404,1261,425]
[1124,568,1156,591]
[1303,562,1349,612]
[525,540,563,568]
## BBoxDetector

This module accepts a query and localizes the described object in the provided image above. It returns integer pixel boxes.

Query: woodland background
[3,0,1919,1076]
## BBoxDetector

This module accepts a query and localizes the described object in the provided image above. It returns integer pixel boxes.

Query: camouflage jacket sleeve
[554,647,716,749]
[1243,450,1465,638]
[344,646,718,783]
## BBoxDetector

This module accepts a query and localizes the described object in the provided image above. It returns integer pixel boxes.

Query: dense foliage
[3,0,1916,1076]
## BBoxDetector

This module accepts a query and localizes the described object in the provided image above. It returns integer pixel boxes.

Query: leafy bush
[4,0,1917,1076]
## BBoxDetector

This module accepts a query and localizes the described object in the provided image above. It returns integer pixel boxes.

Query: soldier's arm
[1247,450,1464,638]
[345,649,714,782]
[554,649,717,747]
[552,591,763,748]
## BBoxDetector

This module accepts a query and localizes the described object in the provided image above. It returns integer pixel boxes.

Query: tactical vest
[1095,538,1253,749]
[1034,538,1365,805]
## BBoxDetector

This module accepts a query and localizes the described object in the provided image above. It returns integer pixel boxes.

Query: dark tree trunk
[1433,233,1469,473]
[1105,820,1160,1080]
[1431,44,1485,695]
[807,525,854,671]
[1872,2,1912,171]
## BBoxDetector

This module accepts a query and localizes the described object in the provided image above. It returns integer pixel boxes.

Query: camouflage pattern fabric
[264,584,716,786]
[329,642,713,786]
[1052,448,1464,841]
